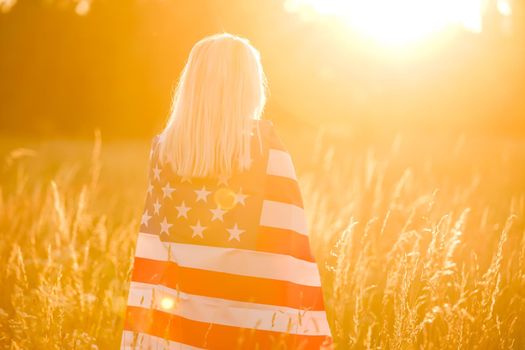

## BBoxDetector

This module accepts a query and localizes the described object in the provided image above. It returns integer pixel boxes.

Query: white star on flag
[141,210,152,227]
[162,182,175,199]
[160,217,173,235]
[190,221,206,238]
[153,164,162,181]
[217,174,230,186]
[210,206,226,222]
[234,188,248,206]
[180,176,192,184]
[147,182,153,196]
[195,186,211,203]
[227,223,244,241]
[153,199,161,215]
[176,201,191,219]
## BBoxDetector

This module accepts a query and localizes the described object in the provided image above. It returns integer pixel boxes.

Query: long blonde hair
[158,33,267,177]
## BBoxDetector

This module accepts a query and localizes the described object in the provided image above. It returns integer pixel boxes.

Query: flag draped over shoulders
[121,120,332,350]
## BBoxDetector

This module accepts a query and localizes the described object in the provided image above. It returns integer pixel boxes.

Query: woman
[121,33,333,349]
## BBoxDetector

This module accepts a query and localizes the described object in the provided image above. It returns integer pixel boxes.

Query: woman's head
[158,33,267,177]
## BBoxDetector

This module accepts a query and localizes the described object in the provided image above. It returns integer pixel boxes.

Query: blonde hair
[158,33,267,177]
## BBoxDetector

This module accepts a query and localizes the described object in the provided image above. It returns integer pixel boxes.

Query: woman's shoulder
[255,119,287,152]
[255,118,274,132]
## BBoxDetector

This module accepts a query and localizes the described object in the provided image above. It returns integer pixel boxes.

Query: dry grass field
[0,129,524,349]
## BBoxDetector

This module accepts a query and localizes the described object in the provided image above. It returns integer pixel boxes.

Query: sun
[284,0,495,46]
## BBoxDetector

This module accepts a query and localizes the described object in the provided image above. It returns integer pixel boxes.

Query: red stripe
[131,257,325,311]
[124,306,329,350]
[264,175,304,207]
[256,226,315,262]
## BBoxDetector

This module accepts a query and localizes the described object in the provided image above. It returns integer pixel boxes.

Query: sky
[0,0,524,138]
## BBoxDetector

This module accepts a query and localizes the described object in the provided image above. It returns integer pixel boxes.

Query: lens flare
[497,0,512,16]
[214,187,237,210]
[160,296,175,310]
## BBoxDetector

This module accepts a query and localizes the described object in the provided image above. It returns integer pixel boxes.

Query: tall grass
[0,131,524,349]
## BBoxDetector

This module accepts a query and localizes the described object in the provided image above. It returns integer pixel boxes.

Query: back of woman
[120,33,332,349]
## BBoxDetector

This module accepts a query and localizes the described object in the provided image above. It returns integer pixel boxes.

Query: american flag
[121,120,332,349]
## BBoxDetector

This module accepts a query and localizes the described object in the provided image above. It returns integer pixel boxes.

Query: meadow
[0,127,524,349]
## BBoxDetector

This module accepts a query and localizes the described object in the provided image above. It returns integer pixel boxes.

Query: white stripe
[121,330,203,350]
[266,149,297,180]
[126,281,332,336]
[259,200,308,235]
[134,233,320,286]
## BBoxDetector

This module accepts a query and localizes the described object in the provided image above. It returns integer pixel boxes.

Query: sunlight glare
[284,0,486,45]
